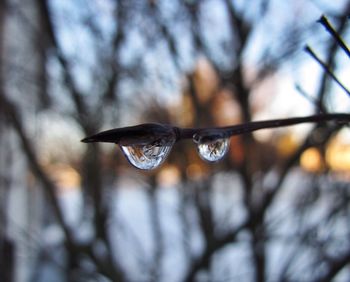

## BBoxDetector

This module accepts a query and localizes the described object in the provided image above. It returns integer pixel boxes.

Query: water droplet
[196,138,229,162]
[120,142,173,170]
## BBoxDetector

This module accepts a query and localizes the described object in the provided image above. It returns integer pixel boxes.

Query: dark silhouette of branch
[318,15,350,58]
[315,10,350,112]
[82,114,350,146]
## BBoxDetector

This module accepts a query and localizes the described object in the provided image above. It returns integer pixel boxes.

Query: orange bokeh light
[300,147,323,173]
[326,138,350,172]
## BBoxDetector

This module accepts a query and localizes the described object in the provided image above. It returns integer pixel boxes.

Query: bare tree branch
[305,45,350,97]
[0,93,75,251]
[184,220,248,282]
[37,0,92,130]
[315,250,350,282]
[318,15,350,58]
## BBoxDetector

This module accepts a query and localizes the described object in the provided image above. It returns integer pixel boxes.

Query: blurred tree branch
[0,92,75,255]
[2,0,350,281]
[262,6,350,222]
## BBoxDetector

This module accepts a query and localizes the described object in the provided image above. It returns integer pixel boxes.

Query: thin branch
[305,45,350,97]
[314,11,349,112]
[295,84,322,112]
[318,15,350,58]
[82,113,350,145]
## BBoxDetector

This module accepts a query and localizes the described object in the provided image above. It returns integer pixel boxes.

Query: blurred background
[1,0,350,281]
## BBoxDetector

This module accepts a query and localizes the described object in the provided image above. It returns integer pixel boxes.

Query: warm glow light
[211,89,241,126]
[229,137,244,166]
[47,164,81,192]
[157,165,181,187]
[193,58,218,104]
[171,94,194,127]
[326,139,350,172]
[186,163,207,180]
[300,147,323,172]
[277,132,298,157]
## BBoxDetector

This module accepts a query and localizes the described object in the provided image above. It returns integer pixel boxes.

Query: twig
[82,113,350,145]
[295,84,323,112]
[318,15,350,58]
[304,45,350,97]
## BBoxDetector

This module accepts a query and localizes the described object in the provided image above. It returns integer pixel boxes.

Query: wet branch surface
[82,113,350,145]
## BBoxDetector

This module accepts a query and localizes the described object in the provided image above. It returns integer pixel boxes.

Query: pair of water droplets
[120,135,230,170]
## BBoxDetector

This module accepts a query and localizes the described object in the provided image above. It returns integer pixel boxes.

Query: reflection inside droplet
[120,142,173,170]
[196,138,229,162]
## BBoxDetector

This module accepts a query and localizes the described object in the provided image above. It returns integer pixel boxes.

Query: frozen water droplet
[120,142,173,170]
[196,138,229,162]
